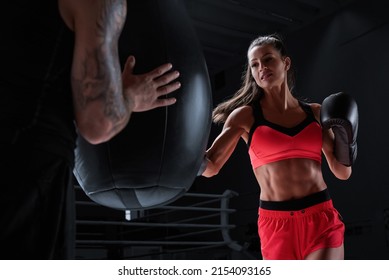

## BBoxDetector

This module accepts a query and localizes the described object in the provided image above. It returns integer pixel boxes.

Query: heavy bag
[73,0,212,210]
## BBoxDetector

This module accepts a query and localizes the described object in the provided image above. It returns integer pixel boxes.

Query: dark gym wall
[195,0,389,259]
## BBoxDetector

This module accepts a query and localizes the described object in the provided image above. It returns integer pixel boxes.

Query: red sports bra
[248,101,322,169]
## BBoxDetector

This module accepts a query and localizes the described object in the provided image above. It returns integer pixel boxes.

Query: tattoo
[72,0,128,132]
[96,0,126,41]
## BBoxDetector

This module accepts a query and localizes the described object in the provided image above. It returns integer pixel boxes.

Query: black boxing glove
[320,92,358,166]
[197,154,209,176]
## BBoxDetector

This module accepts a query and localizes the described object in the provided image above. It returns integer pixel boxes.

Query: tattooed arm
[59,0,181,144]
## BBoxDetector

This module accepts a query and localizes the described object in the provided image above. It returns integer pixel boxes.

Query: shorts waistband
[259,189,330,211]
[259,200,334,218]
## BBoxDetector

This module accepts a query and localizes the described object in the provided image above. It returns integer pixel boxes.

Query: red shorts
[258,199,345,260]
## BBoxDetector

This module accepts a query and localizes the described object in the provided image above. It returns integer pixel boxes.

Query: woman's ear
[284,57,291,71]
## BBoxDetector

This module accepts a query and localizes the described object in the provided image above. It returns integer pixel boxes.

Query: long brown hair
[212,33,295,124]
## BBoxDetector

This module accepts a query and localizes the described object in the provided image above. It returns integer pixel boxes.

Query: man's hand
[122,55,181,112]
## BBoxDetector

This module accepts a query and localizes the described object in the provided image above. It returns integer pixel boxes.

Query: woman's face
[248,44,290,90]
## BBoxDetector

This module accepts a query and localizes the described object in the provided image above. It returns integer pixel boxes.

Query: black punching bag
[73,0,212,210]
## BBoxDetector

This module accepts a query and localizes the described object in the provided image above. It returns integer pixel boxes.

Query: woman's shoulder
[304,102,321,121]
[226,105,254,128]
[308,102,321,110]
[230,105,253,119]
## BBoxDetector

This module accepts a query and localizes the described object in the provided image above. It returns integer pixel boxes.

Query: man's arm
[59,0,180,144]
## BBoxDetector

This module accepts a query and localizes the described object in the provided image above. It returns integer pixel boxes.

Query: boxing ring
[74,186,256,259]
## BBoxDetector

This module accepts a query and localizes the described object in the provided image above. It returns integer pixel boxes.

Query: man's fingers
[155,97,177,108]
[157,81,181,96]
[154,70,180,87]
[123,56,136,74]
[148,63,173,79]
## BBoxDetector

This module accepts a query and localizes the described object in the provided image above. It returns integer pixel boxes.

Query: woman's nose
[259,64,267,71]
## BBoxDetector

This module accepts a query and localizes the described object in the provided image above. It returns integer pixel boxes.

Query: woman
[201,34,357,260]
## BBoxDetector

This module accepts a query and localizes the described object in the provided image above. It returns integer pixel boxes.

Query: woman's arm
[202,106,252,177]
